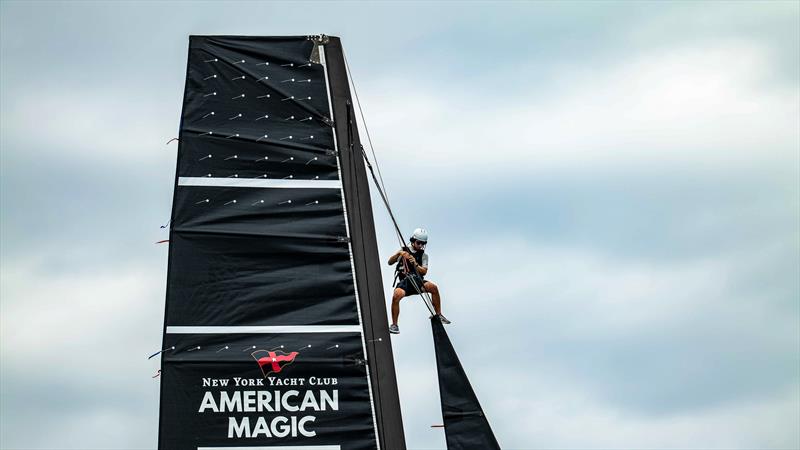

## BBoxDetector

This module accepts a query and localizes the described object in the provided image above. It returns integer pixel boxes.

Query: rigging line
[345,103,436,316]
[361,146,404,244]
[345,101,403,245]
[342,54,435,315]
[343,50,387,196]
[342,88,436,315]
[343,50,391,204]
[342,54,433,313]
[362,146,436,314]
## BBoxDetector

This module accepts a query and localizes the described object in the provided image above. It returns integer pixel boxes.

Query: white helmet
[411,227,428,243]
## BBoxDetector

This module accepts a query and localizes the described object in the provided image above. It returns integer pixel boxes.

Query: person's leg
[391,287,406,325]
[423,281,442,315]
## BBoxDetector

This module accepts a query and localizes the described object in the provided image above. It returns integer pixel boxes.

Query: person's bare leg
[424,281,442,315]
[391,288,405,325]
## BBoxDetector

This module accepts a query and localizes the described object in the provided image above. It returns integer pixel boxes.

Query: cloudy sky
[1,1,798,449]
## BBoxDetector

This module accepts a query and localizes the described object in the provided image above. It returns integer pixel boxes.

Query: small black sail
[431,317,501,450]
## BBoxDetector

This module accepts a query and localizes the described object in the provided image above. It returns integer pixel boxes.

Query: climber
[388,228,450,334]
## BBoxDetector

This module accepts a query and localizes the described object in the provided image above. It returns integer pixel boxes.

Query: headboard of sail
[158,35,404,450]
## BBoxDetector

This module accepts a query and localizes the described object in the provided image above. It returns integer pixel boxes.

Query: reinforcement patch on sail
[158,35,385,450]
[431,317,501,450]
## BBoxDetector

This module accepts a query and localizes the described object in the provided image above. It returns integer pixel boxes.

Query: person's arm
[388,249,407,265]
[388,251,399,265]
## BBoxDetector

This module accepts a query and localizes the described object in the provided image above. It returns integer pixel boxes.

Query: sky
[1,1,798,449]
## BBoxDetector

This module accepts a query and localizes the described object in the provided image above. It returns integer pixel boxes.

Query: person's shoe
[389,324,400,334]
[430,314,452,324]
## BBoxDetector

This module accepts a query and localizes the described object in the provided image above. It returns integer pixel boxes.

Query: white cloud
[1,258,165,367]
[492,370,799,449]
[359,39,799,179]
[438,236,793,334]
[0,258,164,449]
[0,85,181,169]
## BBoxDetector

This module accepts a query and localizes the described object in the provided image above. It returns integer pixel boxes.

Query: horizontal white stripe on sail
[178,177,342,189]
[166,325,362,334]
[198,447,341,450]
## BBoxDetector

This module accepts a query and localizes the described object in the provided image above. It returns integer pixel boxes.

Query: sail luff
[156,35,194,450]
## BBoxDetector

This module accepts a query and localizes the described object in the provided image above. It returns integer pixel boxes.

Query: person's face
[412,240,426,251]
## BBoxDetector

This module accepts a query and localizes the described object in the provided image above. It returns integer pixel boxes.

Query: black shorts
[396,275,427,296]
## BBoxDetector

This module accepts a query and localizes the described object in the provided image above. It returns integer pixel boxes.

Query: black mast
[323,36,407,448]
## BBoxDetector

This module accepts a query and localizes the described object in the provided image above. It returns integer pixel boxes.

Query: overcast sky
[1,1,798,449]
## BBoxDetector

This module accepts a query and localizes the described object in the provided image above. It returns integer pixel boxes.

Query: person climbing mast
[388,228,450,334]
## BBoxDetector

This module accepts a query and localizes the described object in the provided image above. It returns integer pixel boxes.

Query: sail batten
[178,177,343,188]
[166,326,364,334]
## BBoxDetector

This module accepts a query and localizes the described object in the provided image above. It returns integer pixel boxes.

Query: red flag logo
[251,350,299,377]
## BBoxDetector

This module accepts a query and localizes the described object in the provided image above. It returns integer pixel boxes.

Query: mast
[158,35,405,450]
[323,36,407,448]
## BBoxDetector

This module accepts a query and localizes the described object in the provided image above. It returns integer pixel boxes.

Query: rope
[360,146,405,244]
[343,85,437,317]
[343,51,391,202]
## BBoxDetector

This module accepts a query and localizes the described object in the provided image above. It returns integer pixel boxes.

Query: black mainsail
[158,35,405,450]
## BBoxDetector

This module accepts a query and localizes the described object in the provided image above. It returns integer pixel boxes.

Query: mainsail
[158,35,405,450]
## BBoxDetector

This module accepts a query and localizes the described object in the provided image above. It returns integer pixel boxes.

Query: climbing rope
[343,53,437,317]
[343,51,391,204]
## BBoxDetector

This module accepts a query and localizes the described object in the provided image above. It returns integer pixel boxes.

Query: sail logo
[251,350,299,378]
